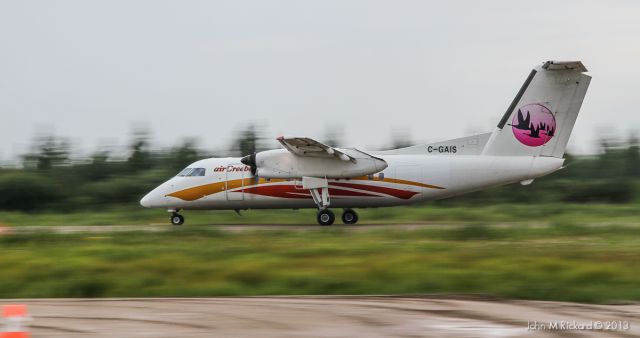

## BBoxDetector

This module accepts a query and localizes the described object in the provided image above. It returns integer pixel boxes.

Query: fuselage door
[225,164,245,201]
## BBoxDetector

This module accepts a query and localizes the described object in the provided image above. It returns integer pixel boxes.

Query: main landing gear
[305,176,359,226]
[316,208,359,226]
[341,209,358,224]
[170,211,184,225]
[317,209,335,226]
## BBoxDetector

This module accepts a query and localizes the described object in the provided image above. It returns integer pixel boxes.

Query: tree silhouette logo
[510,103,556,147]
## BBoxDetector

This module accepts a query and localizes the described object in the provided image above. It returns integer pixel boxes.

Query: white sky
[1,0,640,161]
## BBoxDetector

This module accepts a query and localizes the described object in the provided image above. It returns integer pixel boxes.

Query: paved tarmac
[1,296,639,337]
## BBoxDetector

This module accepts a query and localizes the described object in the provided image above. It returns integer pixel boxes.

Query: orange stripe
[166,181,226,201]
[351,176,444,190]
[2,333,30,338]
[2,304,27,317]
[382,177,445,190]
[166,177,287,201]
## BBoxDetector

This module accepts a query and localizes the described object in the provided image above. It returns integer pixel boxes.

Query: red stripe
[327,188,381,198]
[240,185,305,198]
[330,182,418,199]
[239,185,382,199]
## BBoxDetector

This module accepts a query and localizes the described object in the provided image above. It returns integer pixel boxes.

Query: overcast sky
[2,0,639,161]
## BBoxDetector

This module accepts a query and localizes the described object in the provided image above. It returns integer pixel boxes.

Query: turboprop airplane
[140,60,591,226]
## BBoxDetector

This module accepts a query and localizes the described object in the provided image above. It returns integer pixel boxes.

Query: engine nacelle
[243,149,387,179]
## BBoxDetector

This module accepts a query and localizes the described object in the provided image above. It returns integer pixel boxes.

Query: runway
[2,297,638,337]
[2,223,456,234]
[1,222,551,235]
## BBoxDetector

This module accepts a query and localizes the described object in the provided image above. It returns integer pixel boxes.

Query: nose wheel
[170,213,184,225]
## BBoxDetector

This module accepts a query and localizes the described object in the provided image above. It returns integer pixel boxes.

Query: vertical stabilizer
[482,61,591,158]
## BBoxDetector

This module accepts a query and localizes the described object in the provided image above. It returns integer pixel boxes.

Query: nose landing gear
[170,212,184,225]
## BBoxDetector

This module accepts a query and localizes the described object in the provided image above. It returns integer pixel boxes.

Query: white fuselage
[140,154,563,211]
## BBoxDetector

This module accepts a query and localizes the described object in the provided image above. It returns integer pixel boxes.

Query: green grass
[1,224,640,302]
[1,203,640,226]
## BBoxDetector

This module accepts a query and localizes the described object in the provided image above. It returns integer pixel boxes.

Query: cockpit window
[191,168,206,176]
[177,168,191,176]
[177,167,206,177]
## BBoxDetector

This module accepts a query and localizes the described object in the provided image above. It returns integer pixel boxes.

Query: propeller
[240,153,257,176]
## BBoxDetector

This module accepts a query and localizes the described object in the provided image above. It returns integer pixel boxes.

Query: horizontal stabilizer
[542,61,587,72]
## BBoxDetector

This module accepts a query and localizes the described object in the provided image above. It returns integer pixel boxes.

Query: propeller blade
[240,153,257,175]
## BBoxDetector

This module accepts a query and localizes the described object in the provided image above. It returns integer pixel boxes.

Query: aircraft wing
[277,136,370,162]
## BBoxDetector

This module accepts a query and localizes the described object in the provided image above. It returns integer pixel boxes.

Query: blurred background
[1,0,640,309]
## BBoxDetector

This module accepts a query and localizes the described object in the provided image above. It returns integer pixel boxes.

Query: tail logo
[511,103,556,147]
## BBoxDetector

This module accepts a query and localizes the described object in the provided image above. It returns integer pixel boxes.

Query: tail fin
[482,61,591,158]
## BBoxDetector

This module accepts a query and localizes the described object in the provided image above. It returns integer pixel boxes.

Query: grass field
[1,222,640,303]
[1,203,640,226]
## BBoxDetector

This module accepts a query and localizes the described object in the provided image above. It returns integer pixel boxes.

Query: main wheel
[341,209,358,224]
[317,209,335,226]
[171,214,184,225]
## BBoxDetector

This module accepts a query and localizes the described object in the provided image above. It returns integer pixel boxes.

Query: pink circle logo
[511,103,556,147]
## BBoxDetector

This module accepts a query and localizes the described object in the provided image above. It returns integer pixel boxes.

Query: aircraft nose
[140,193,154,208]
